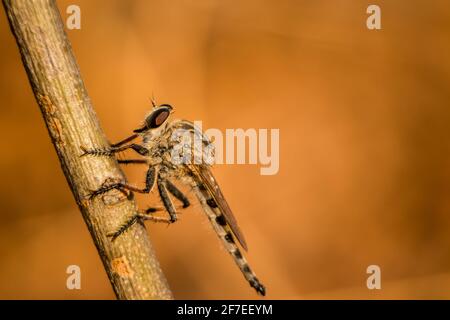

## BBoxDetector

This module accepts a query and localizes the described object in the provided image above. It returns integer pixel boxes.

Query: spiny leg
[157,175,178,223]
[118,159,147,165]
[138,207,175,224]
[165,180,190,208]
[109,202,190,240]
[105,174,187,240]
[81,143,149,157]
[108,207,165,241]
[89,166,155,199]
[108,215,140,241]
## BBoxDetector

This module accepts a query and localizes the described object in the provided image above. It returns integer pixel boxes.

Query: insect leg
[117,159,147,165]
[107,200,190,241]
[108,207,166,240]
[82,133,139,156]
[108,215,140,241]
[165,180,190,208]
[157,176,178,223]
[81,143,149,157]
[137,207,174,224]
[111,134,139,147]
[88,166,155,199]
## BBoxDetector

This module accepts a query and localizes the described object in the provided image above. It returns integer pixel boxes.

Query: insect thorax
[141,123,207,183]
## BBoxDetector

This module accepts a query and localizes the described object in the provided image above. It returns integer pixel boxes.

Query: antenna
[151,93,157,108]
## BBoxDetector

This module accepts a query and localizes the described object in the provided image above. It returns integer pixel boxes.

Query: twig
[2,0,173,299]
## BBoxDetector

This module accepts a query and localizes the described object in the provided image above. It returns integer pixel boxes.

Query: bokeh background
[1,0,450,299]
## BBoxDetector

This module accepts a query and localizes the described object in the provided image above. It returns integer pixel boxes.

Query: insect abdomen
[221,227,266,296]
[193,186,266,296]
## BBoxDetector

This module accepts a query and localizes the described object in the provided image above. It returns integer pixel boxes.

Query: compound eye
[147,107,170,128]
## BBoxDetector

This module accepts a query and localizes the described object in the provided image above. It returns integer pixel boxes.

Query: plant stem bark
[2,0,173,300]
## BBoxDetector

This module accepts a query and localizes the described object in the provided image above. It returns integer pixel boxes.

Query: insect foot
[107,215,140,241]
[80,145,114,157]
[87,177,129,200]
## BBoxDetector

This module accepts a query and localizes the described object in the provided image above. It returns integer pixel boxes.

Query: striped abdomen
[192,185,266,296]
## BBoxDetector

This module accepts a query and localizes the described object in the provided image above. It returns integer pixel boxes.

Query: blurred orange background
[1,0,450,299]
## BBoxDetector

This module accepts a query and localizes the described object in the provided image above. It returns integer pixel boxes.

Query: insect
[81,100,266,296]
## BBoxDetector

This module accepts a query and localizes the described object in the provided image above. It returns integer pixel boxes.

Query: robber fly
[81,100,266,296]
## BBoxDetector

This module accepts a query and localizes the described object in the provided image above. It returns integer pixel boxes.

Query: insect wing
[189,164,249,251]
